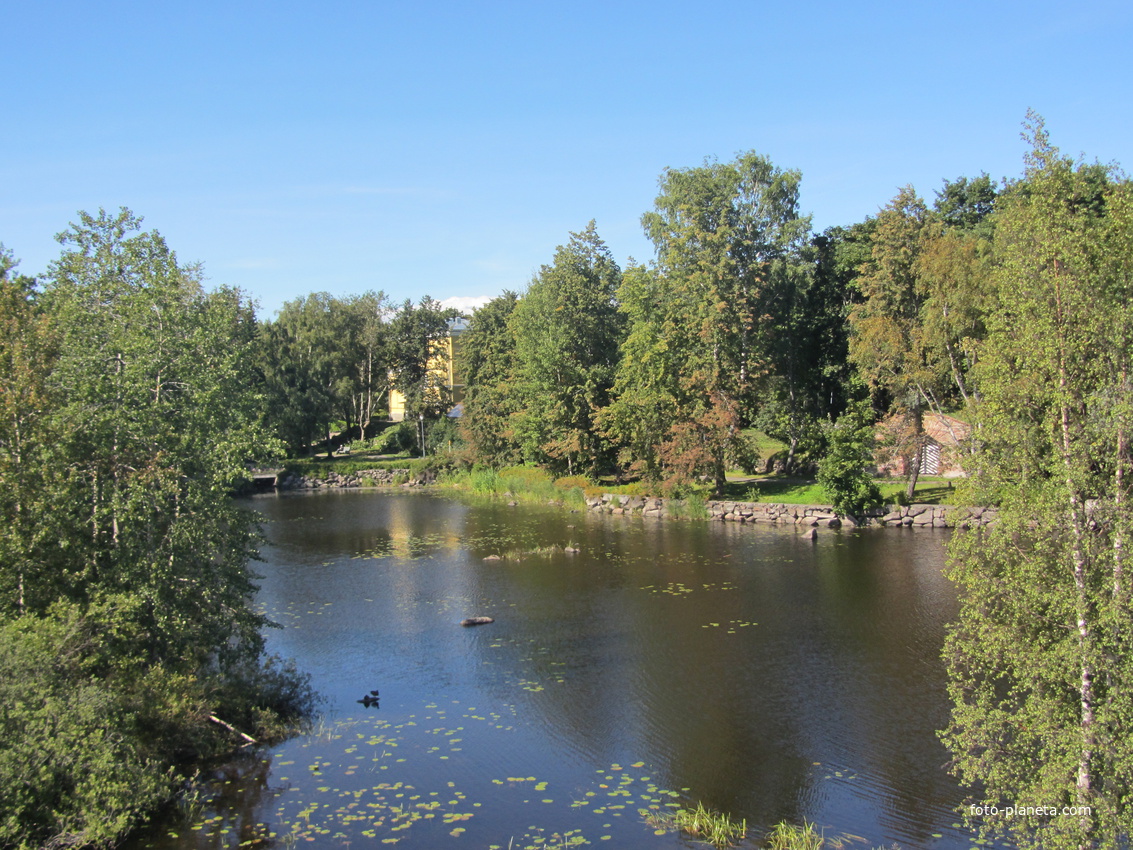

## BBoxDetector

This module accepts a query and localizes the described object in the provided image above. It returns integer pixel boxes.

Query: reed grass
[665,493,709,520]
[765,820,827,850]
[763,820,861,850]
[441,466,588,508]
[644,801,747,847]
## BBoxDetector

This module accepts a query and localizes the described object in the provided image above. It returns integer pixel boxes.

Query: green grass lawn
[275,446,962,509]
[282,451,425,478]
[720,474,960,505]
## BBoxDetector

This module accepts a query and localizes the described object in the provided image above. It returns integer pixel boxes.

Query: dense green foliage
[388,296,461,422]
[509,222,623,475]
[847,180,991,498]
[942,116,1133,847]
[5,113,1130,849]
[459,291,521,465]
[623,152,812,492]
[259,290,396,455]
[816,396,883,518]
[0,212,316,848]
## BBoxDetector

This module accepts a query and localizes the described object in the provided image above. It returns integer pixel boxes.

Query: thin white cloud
[440,295,492,313]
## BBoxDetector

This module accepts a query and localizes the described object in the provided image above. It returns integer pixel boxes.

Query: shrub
[665,493,709,520]
[0,605,317,848]
[817,398,883,519]
[0,609,172,849]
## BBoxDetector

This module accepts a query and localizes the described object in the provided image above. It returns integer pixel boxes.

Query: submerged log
[460,616,495,627]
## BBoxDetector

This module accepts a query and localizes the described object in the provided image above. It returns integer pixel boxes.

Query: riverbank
[589,492,997,529]
[263,463,996,529]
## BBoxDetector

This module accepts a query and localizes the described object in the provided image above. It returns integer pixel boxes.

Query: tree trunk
[905,409,924,501]
[785,437,798,474]
[1053,266,1097,832]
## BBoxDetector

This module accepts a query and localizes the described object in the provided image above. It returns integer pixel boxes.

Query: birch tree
[943,115,1133,848]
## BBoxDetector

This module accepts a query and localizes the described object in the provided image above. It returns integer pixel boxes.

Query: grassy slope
[276,446,961,508]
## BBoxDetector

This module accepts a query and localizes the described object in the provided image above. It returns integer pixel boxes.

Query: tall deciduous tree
[341,290,392,437]
[599,263,682,483]
[459,291,521,466]
[0,214,314,847]
[509,222,623,476]
[943,116,1133,847]
[609,152,810,491]
[848,187,936,496]
[914,225,990,409]
[37,207,278,666]
[0,248,65,616]
[388,296,460,442]
[259,292,360,456]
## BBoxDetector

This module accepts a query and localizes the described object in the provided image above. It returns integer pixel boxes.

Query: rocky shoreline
[267,470,995,529]
[274,468,423,489]
[586,493,997,529]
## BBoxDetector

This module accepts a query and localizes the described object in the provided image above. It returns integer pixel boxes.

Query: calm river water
[128,489,986,850]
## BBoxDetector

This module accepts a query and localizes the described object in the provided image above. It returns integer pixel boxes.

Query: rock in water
[460,616,495,627]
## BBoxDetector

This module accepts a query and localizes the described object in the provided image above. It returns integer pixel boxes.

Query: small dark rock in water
[460,616,495,627]
[357,694,380,707]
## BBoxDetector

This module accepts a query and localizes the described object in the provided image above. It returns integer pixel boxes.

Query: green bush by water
[665,493,709,520]
[0,605,317,849]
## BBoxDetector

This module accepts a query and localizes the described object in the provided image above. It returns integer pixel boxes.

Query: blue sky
[3,0,1131,317]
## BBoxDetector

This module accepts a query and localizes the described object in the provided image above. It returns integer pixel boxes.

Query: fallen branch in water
[209,714,257,746]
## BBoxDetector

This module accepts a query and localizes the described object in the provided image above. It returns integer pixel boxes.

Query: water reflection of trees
[241,492,967,846]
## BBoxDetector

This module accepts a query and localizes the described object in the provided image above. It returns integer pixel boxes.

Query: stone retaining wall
[271,473,997,529]
[585,493,997,529]
[276,468,417,490]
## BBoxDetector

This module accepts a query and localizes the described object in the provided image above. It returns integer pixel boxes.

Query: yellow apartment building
[388,317,468,421]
